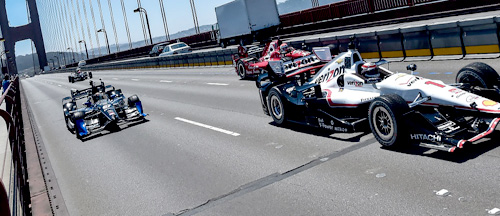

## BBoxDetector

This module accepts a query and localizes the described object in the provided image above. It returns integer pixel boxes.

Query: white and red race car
[257,45,500,152]
[232,39,322,79]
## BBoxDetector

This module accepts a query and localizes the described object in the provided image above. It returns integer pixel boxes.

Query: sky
[4,0,289,57]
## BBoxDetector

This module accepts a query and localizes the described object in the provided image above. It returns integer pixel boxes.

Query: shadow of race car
[257,44,500,153]
[62,80,147,139]
[68,68,92,83]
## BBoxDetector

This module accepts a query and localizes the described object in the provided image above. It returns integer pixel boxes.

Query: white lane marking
[207,83,229,86]
[112,78,119,80]
[160,80,173,83]
[175,117,240,136]
[131,79,140,81]
[58,85,62,87]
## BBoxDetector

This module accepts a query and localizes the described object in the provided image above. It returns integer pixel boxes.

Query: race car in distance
[62,80,147,139]
[232,39,324,79]
[68,67,92,83]
[256,45,500,152]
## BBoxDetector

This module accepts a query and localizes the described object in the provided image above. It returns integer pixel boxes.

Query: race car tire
[128,95,140,107]
[68,76,71,82]
[368,94,409,148]
[237,61,247,79]
[456,62,500,89]
[71,77,75,83]
[89,72,93,79]
[268,87,288,125]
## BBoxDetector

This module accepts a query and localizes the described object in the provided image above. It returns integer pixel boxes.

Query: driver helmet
[360,62,380,79]
[93,92,105,102]
[279,43,289,54]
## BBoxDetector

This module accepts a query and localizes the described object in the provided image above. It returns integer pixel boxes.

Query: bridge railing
[0,76,30,216]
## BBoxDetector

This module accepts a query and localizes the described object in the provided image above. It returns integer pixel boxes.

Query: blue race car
[62,80,147,139]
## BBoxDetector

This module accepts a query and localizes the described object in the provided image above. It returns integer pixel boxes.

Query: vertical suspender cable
[64,0,78,62]
[136,0,148,45]
[82,0,95,58]
[189,0,200,34]
[120,0,133,49]
[107,0,120,52]
[159,0,170,41]
[75,0,88,59]
[26,1,37,74]
[70,0,83,60]
[96,0,108,53]
[88,0,101,56]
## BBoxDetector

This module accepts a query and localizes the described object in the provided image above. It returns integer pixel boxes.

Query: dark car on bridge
[149,42,170,57]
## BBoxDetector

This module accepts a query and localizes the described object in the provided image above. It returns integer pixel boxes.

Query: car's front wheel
[368,94,409,148]
[268,88,288,125]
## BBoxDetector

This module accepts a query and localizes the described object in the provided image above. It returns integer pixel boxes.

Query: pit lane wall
[52,15,500,72]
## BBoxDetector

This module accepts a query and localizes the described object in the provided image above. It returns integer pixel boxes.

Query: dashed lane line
[160,80,173,83]
[174,117,240,136]
[207,83,229,86]
[131,79,140,81]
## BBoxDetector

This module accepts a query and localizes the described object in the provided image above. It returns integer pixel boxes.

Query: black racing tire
[89,72,93,79]
[128,95,140,107]
[368,94,410,148]
[237,61,247,79]
[267,87,288,125]
[68,76,71,82]
[456,62,500,89]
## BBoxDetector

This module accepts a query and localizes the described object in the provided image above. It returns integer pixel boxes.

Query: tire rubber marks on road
[174,117,240,136]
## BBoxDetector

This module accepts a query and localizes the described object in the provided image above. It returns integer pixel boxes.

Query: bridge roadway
[21,59,500,215]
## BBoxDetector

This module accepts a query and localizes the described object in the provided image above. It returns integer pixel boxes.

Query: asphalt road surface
[22,59,500,215]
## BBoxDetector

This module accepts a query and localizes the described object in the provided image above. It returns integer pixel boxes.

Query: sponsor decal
[315,65,345,84]
[318,118,334,130]
[406,77,421,87]
[425,81,445,88]
[334,127,348,132]
[449,88,464,94]
[339,88,344,92]
[360,97,375,102]
[466,95,479,102]
[455,92,466,98]
[410,134,442,142]
[347,81,363,87]
[394,74,408,81]
[483,100,498,106]
[335,58,344,64]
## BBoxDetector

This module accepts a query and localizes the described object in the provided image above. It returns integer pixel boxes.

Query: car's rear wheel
[89,72,93,79]
[456,62,500,89]
[368,94,409,148]
[237,61,247,79]
[268,88,288,125]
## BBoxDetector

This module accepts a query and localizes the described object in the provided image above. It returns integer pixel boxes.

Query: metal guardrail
[287,15,500,61]
[0,77,30,216]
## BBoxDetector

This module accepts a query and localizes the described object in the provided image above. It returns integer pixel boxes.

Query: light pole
[134,7,153,45]
[79,40,89,59]
[97,29,111,54]
[67,47,76,63]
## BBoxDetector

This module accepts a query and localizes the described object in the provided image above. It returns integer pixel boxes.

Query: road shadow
[381,131,500,163]
[268,121,371,143]
[79,118,150,142]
